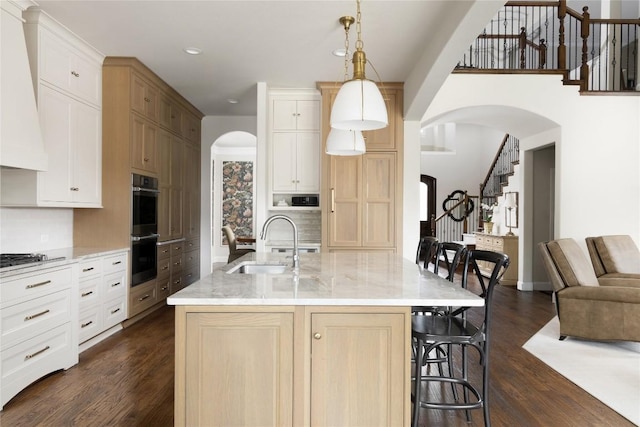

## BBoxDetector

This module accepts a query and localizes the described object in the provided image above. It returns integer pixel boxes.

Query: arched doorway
[211,131,257,265]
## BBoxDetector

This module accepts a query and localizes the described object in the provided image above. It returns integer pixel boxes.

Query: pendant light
[330,0,388,131]
[326,128,366,156]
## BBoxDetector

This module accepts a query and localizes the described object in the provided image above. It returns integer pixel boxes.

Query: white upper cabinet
[38,26,101,107]
[272,99,320,131]
[0,8,105,208]
[268,90,321,208]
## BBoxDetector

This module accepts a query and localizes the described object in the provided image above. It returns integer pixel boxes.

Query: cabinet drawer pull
[83,267,94,272]
[161,286,168,291]
[138,294,151,301]
[111,308,121,314]
[112,261,122,265]
[81,291,94,297]
[25,345,50,360]
[144,97,151,103]
[26,280,51,289]
[71,71,80,77]
[81,320,94,328]
[174,261,181,266]
[143,157,150,162]
[25,309,50,321]
[111,282,121,287]
[161,265,169,271]
[173,279,181,285]
[70,187,79,191]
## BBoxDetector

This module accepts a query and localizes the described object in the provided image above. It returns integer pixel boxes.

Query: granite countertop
[0,246,129,279]
[167,252,484,307]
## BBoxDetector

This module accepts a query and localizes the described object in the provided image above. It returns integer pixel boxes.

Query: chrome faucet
[260,214,299,269]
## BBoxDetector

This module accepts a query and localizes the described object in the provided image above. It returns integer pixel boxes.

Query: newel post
[580,6,590,90]
[558,0,567,70]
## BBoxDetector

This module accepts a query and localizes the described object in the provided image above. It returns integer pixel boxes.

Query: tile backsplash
[263,210,321,242]
[0,207,73,252]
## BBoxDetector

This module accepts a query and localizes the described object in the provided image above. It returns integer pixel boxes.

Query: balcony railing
[455,0,640,92]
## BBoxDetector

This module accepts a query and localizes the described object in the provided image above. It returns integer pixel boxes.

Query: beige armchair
[222,226,255,263]
[585,235,640,286]
[538,238,640,342]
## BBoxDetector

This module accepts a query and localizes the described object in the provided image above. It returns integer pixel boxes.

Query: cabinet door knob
[71,71,80,77]
[313,333,322,340]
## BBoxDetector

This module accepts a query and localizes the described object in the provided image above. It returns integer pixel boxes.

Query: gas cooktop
[0,253,65,269]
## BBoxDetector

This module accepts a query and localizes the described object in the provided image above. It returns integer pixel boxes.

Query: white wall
[200,116,257,274]
[0,207,73,252]
[421,73,640,289]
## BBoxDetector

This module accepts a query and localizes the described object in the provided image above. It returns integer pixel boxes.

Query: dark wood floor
[0,285,633,426]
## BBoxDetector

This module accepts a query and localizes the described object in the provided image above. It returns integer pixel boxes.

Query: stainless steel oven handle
[131,234,160,242]
[132,186,160,194]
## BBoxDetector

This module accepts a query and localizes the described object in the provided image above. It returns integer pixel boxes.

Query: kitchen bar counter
[167,252,483,307]
[169,252,482,427]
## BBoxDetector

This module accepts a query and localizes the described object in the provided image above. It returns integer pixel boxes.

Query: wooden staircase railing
[479,134,520,227]
[455,0,640,92]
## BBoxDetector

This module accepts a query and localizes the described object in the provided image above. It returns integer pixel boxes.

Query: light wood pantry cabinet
[317,82,404,253]
[174,305,409,427]
[0,8,104,208]
[74,57,202,320]
[474,233,519,286]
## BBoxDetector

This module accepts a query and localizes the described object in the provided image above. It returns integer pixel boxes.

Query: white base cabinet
[0,264,79,409]
[78,252,128,345]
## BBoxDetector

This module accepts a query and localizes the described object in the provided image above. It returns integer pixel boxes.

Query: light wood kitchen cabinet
[174,305,409,427]
[74,57,202,322]
[327,152,396,249]
[310,311,406,426]
[131,114,158,175]
[182,112,201,143]
[271,132,320,193]
[158,130,183,241]
[131,72,159,122]
[272,99,320,131]
[0,9,103,208]
[318,82,403,254]
[183,142,201,240]
[159,93,183,135]
[474,233,519,286]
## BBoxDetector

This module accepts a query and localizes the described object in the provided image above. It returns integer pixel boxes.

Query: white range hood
[1,0,47,171]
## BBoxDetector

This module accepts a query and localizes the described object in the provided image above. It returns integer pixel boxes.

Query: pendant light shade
[331,79,388,131]
[325,128,365,156]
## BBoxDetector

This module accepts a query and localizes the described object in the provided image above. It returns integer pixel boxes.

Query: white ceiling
[32,0,504,118]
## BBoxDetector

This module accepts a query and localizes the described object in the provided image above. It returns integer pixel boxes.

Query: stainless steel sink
[227,262,288,274]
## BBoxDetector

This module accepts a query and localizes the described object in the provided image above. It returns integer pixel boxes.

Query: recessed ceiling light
[227,99,239,104]
[332,48,348,57]
[183,47,202,55]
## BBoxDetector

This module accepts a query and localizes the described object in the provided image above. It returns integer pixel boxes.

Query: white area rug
[523,317,640,425]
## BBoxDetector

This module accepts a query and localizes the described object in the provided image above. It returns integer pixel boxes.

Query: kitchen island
[167,252,483,427]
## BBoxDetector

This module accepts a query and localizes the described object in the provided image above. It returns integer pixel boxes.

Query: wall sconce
[504,192,518,236]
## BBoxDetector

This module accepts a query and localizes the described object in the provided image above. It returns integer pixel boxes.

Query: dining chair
[411,249,510,427]
[221,226,255,263]
[416,236,439,270]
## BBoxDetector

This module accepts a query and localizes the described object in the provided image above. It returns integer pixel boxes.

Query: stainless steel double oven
[131,173,159,286]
